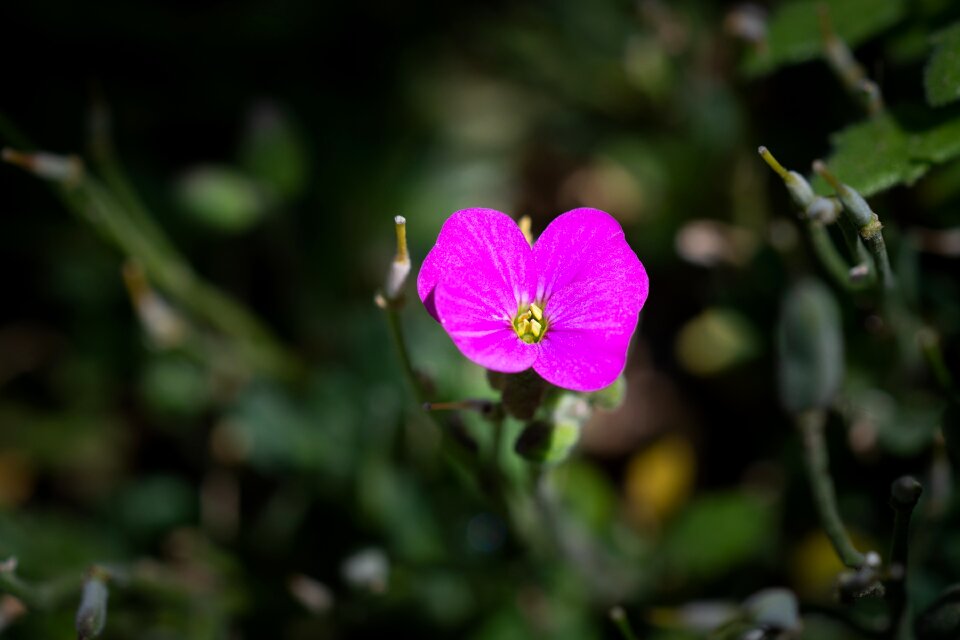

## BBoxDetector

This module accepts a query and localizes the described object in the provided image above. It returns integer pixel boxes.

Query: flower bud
[514,419,580,464]
[890,476,922,510]
[805,196,841,223]
[2,148,83,185]
[588,374,627,410]
[75,567,109,640]
[812,160,874,229]
[758,146,815,210]
[500,369,547,420]
[384,216,411,301]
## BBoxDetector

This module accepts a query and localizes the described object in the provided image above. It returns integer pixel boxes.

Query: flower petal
[531,208,648,391]
[418,208,534,321]
[534,330,629,392]
[434,276,538,373]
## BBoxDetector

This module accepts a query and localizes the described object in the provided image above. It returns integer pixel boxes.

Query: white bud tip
[394,215,406,225]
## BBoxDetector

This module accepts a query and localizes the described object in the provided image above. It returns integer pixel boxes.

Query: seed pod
[776,279,844,413]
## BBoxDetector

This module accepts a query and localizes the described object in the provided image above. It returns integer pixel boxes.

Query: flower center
[513,302,547,344]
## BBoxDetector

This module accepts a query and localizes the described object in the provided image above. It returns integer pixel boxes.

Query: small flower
[418,208,649,392]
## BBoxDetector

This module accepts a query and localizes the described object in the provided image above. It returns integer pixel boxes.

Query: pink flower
[417,208,649,392]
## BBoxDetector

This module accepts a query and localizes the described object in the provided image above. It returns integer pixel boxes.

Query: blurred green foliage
[1,0,960,638]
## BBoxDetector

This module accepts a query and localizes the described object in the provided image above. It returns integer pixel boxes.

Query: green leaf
[661,491,776,583]
[926,23,960,107]
[742,0,906,77]
[815,107,960,196]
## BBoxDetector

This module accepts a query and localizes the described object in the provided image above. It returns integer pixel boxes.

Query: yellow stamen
[530,319,542,337]
[513,302,548,343]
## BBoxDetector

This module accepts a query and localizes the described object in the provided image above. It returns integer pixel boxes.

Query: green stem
[385,306,425,404]
[863,230,896,292]
[2,111,303,381]
[609,606,640,640]
[60,176,302,381]
[0,561,82,610]
[887,477,922,640]
[88,115,179,262]
[836,214,874,275]
[797,411,866,568]
[807,221,870,291]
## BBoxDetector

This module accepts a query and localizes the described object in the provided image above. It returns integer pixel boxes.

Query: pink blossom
[417,208,648,392]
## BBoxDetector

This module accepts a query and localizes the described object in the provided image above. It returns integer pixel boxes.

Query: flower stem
[807,221,871,291]
[2,138,304,381]
[818,5,884,116]
[385,306,426,404]
[797,411,866,568]
[0,558,83,611]
[886,477,922,640]
[609,606,640,640]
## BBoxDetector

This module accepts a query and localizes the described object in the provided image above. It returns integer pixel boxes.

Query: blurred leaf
[662,492,776,583]
[239,103,310,200]
[357,462,445,562]
[777,279,844,413]
[413,571,474,626]
[139,356,211,417]
[675,308,759,377]
[115,475,196,538]
[926,23,960,107]
[175,165,269,232]
[553,462,618,535]
[227,381,358,480]
[917,584,960,639]
[846,388,944,455]
[742,0,906,77]
[815,108,960,196]
[0,512,129,578]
